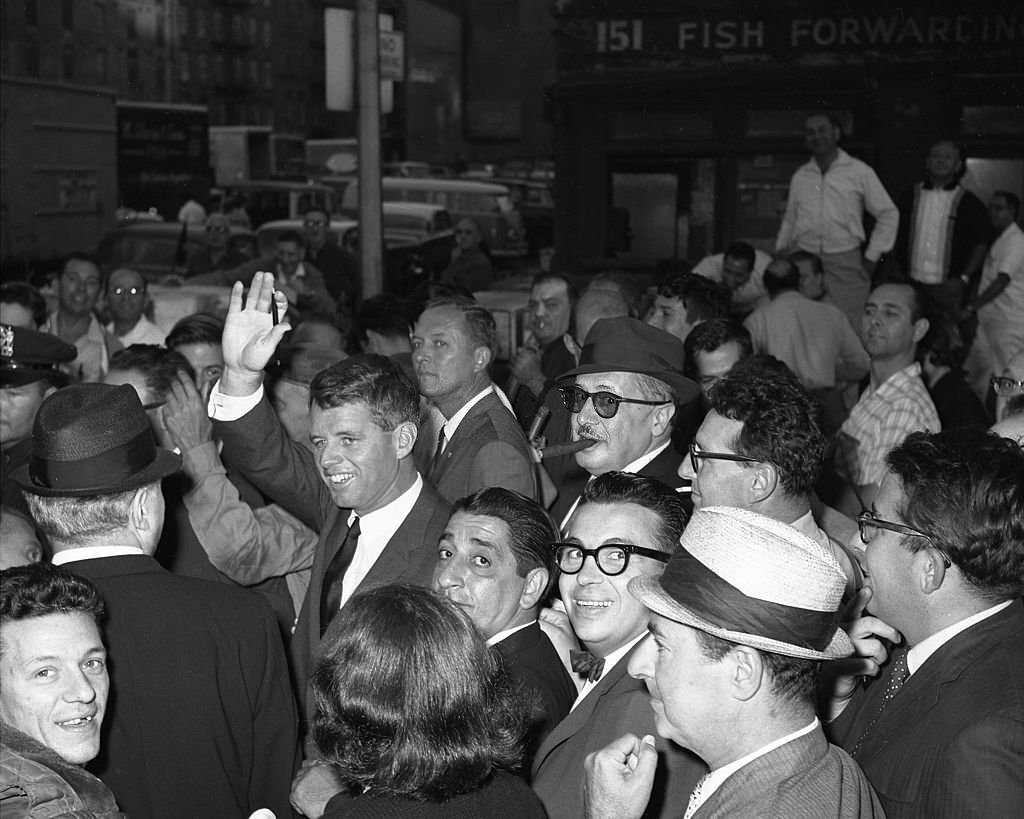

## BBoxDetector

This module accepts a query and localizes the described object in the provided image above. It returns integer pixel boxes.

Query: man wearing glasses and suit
[531,472,705,818]
[549,317,699,526]
[826,428,1024,818]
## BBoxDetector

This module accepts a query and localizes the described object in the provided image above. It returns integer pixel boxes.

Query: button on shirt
[776,149,899,262]
[910,188,957,283]
[836,362,939,486]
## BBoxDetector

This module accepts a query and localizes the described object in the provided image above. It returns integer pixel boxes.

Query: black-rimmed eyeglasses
[856,511,950,567]
[553,543,669,577]
[559,385,671,420]
[688,442,760,473]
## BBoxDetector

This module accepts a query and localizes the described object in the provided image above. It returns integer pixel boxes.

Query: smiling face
[861,284,926,363]
[571,371,670,476]
[528,279,573,345]
[0,612,108,764]
[412,306,488,418]
[308,400,407,515]
[628,616,733,755]
[58,258,102,319]
[678,411,753,509]
[805,114,840,159]
[559,502,669,658]
[433,511,540,640]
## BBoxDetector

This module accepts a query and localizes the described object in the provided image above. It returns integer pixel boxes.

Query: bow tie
[570,649,605,682]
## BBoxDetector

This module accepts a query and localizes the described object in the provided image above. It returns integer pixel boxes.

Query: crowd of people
[1,111,1023,819]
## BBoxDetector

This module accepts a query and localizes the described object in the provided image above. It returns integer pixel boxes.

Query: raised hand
[584,733,658,819]
[220,271,291,396]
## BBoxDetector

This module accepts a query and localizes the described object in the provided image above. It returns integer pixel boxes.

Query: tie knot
[570,649,605,683]
[349,516,361,538]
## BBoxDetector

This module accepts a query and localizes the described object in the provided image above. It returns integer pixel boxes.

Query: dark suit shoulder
[638,445,686,490]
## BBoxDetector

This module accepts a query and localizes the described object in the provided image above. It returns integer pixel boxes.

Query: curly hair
[708,356,826,497]
[0,562,104,633]
[312,584,529,801]
[886,429,1024,601]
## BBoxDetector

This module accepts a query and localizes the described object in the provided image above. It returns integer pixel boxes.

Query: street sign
[379,30,404,80]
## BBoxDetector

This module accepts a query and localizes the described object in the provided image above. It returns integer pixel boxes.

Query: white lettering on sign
[596,19,643,52]
[678,19,764,50]
[790,14,1021,48]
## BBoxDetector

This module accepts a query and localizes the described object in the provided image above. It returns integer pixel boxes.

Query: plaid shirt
[837,362,939,486]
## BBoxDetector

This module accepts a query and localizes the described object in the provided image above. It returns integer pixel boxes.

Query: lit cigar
[541,439,597,460]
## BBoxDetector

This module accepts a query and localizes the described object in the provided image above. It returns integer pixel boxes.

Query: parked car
[211,180,335,227]
[95,222,256,282]
[341,177,528,258]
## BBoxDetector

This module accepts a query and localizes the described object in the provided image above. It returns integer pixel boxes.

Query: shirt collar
[621,439,671,475]
[442,385,494,440]
[52,545,145,565]
[487,619,537,647]
[347,473,423,530]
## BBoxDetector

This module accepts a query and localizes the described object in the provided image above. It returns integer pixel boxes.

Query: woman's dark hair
[312,584,529,801]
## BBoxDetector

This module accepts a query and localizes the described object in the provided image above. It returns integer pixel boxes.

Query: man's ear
[918,548,948,595]
[730,644,766,702]
[128,484,156,535]
[393,420,418,458]
[519,567,549,611]
[749,462,779,504]
[912,317,930,344]
[473,345,493,373]
[650,402,676,437]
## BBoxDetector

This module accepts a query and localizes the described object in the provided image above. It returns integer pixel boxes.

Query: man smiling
[0,563,122,815]
[210,273,450,722]
[531,472,704,818]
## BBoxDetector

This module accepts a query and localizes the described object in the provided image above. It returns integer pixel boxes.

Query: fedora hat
[13,383,181,497]
[557,317,699,405]
[0,324,75,388]
[629,507,853,660]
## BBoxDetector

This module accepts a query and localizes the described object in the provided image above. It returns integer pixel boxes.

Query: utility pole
[356,0,383,298]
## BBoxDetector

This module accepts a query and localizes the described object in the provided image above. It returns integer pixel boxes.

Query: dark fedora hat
[0,324,75,388]
[557,316,699,404]
[13,383,181,497]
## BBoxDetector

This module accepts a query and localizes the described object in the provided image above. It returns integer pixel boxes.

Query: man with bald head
[105,268,165,347]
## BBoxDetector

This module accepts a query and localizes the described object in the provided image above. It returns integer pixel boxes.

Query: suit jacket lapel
[432,395,493,484]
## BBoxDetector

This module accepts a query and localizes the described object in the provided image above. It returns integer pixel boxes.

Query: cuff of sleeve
[209,380,264,421]
[182,440,226,478]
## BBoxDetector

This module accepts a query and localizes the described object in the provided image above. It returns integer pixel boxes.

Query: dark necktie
[570,649,605,683]
[429,427,447,478]
[319,516,360,636]
[850,646,910,757]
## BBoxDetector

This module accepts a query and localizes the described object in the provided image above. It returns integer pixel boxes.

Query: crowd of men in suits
[2,118,1024,817]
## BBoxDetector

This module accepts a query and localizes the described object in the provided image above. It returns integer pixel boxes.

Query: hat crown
[32,384,152,462]
[579,317,685,375]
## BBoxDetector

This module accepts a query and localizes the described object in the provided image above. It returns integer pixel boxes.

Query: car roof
[381,202,449,218]
[224,180,333,192]
[106,222,250,237]
[379,177,511,194]
[256,218,357,232]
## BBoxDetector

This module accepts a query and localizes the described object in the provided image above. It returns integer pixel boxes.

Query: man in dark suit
[586,506,883,818]
[826,428,1024,818]
[16,382,298,819]
[531,473,705,818]
[209,274,450,714]
[433,487,576,768]
[412,296,537,503]
[550,317,699,526]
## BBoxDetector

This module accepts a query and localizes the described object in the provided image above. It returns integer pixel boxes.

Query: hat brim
[630,575,854,661]
[557,363,700,406]
[11,448,182,498]
[0,368,70,389]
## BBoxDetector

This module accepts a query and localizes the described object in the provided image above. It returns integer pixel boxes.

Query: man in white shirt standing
[963,190,1024,400]
[776,112,899,330]
[827,428,1024,818]
[584,506,883,819]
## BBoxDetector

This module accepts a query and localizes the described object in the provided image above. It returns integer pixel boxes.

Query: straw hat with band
[629,506,854,661]
[13,383,181,498]
[556,316,699,406]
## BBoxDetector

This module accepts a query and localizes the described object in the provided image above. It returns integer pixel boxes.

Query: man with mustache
[551,317,699,527]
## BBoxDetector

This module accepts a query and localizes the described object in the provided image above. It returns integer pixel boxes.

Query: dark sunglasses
[558,385,671,419]
[553,543,669,577]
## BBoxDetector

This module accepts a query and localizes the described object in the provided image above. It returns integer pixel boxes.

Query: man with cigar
[550,317,699,526]
[585,507,883,818]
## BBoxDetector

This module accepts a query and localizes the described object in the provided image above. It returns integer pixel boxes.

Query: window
[197,54,209,83]
[178,5,188,36]
[214,55,226,85]
[195,9,206,38]
[62,0,74,30]
[212,11,224,40]
[249,19,258,46]
[263,61,272,89]
[126,49,139,89]
[262,21,271,47]
[179,52,190,83]
[24,40,40,75]
[155,61,165,95]
[249,58,259,85]
[95,2,106,32]
[126,10,137,40]
[25,0,38,27]
[232,56,243,84]
[231,14,243,43]
[62,42,75,81]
